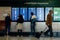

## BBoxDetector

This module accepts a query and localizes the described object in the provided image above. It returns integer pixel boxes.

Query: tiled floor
[0,36,60,40]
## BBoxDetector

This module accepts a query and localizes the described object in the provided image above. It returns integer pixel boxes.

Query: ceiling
[0,0,60,7]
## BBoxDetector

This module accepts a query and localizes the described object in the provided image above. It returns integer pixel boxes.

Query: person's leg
[31,23,34,36]
[5,24,7,32]
[5,25,8,34]
[20,29,22,36]
[44,26,50,36]
[49,26,53,37]
[33,23,35,32]
[5,26,7,32]
[8,25,10,32]
[18,29,22,40]
[18,29,22,36]
[33,23,35,36]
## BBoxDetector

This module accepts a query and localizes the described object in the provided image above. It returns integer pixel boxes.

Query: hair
[49,10,53,12]
[31,12,34,15]
[18,14,23,18]
[7,13,10,16]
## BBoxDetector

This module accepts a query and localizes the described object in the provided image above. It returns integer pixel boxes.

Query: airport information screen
[20,8,27,21]
[37,8,44,21]
[54,8,60,21]
[28,8,44,21]
[12,8,19,21]
[28,8,37,20]
[12,7,60,21]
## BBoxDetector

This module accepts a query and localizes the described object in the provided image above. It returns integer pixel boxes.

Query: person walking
[44,10,53,37]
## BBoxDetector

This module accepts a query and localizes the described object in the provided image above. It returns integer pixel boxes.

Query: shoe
[50,33,53,37]
[50,35,53,37]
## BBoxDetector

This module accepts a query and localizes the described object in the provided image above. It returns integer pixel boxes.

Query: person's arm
[22,17,24,23]
[46,14,49,26]
[9,16,12,24]
[10,17,11,22]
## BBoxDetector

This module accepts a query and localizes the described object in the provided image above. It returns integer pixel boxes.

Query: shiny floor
[0,36,60,40]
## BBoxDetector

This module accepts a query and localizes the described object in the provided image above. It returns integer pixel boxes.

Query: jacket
[46,13,52,26]
[31,15,36,23]
[5,16,11,25]
[17,16,24,23]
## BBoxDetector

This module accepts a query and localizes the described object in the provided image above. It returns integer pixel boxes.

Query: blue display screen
[20,8,27,21]
[11,7,54,21]
[28,8,37,20]
[12,8,19,21]
[37,8,44,21]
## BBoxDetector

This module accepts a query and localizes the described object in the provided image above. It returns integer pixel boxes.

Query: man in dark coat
[5,14,11,33]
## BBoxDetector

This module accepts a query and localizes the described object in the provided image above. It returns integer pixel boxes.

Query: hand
[46,22,47,25]
[46,23,49,26]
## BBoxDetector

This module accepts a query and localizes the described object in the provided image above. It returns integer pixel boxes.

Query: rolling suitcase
[35,27,47,38]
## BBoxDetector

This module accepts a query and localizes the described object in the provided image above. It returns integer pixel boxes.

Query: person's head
[18,14,23,18]
[31,12,34,16]
[6,13,10,16]
[49,10,53,14]
[5,13,10,17]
